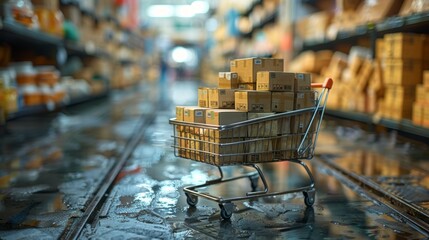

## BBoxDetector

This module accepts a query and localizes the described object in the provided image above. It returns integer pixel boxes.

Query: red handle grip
[311,78,333,90]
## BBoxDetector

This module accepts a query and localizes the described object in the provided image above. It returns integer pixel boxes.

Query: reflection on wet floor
[88,112,426,239]
[0,86,157,238]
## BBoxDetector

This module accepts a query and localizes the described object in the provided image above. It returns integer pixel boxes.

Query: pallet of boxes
[174,58,317,166]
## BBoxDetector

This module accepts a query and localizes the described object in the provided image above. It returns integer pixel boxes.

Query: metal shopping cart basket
[169,78,333,219]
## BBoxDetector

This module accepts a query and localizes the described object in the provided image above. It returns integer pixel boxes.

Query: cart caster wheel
[303,189,315,207]
[249,175,259,191]
[186,193,198,207]
[219,203,234,220]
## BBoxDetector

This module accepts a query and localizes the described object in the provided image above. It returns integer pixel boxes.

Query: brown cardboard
[183,106,208,123]
[358,0,403,24]
[176,106,186,121]
[423,105,429,127]
[238,83,256,90]
[246,139,274,162]
[202,137,245,165]
[294,72,312,92]
[383,59,422,85]
[376,38,385,59]
[247,113,277,137]
[295,92,316,109]
[230,58,284,83]
[205,109,247,125]
[198,88,210,107]
[416,84,429,103]
[218,72,239,89]
[235,90,272,113]
[355,59,374,92]
[208,88,235,109]
[384,33,425,60]
[272,92,295,112]
[256,71,295,91]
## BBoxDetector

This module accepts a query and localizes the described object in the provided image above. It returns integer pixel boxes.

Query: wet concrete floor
[0,81,428,239]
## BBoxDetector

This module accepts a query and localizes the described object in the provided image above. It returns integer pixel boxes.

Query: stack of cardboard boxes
[175,58,317,165]
[381,33,429,121]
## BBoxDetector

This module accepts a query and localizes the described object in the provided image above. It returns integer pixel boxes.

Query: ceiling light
[147,5,174,18]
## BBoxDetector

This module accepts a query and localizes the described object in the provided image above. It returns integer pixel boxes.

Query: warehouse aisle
[0,80,428,239]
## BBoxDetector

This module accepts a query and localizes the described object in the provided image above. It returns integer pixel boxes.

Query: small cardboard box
[184,107,208,123]
[238,83,256,90]
[291,112,314,134]
[383,59,422,86]
[294,72,312,92]
[176,106,186,121]
[272,92,295,112]
[230,58,284,83]
[208,88,235,109]
[416,85,429,103]
[218,72,239,89]
[295,92,316,109]
[246,139,274,163]
[203,137,245,165]
[384,33,425,60]
[235,90,272,113]
[206,109,247,125]
[256,71,295,91]
[198,88,210,107]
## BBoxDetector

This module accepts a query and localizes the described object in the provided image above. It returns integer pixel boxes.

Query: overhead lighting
[175,5,195,18]
[191,1,209,14]
[147,5,174,18]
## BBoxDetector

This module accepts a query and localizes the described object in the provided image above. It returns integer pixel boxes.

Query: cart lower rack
[170,78,333,219]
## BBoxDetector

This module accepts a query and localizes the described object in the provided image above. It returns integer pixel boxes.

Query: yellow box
[384,33,425,60]
[383,59,422,86]
[230,58,284,83]
[208,88,235,109]
[206,109,247,125]
[416,85,429,104]
[376,38,385,59]
[184,106,208,123]
[176,106,186,121]
[256,71,294,91]
[272,92,294,112]
[295,92,316,109]
[218,72,239,89]
[235,90,271,113]
[198,87,210,107]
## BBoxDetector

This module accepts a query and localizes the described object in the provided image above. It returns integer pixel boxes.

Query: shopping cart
[169,78,333,219]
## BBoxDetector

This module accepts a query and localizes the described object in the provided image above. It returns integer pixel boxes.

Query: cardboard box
[416,85,429,103]
[384,33,425,60]
[238,83,256,90]
[272,92,295,112]
[274,136,298,160]
[383,59,422,85]
[218,72,239,89]
[384,86,415,108]
[256,71,295,91]
[246,139,274,162]
[295,92,316,109]
[356,59,373,92]
[230,58,284,83]
[203,137,245,165]
[235,90,271,113]
[423,105,429,127]
[412,102,424,126]
[376,39,385,59]
[358,0,403,24]
[183,107,208,123]
[208,88,235,109]
[294,73,312,92]
[198,88,210,107]
[206,109,247,125]
[291,113,314,134]
[424,70,429,87]
[176,106,186,121]
[247,113,278,137]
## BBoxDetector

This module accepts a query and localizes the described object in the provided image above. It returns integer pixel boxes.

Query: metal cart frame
[170,78,333,219]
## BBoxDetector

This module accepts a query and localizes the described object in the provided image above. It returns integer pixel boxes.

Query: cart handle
[311,78,333,89]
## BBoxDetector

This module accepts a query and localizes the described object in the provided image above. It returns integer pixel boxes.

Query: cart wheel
[219,203,234,220]
[186,193,198,207]
[303,189,315,207]
[249,175,259,191]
